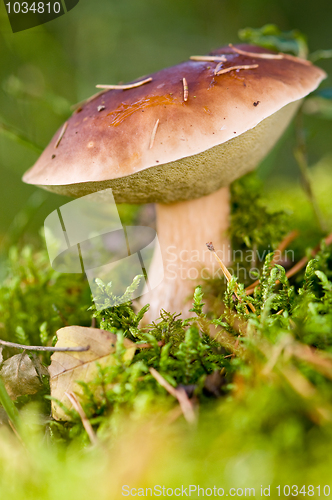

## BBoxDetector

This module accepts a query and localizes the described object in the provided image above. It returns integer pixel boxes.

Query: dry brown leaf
[49,326,136,421]
[0,353,48,399]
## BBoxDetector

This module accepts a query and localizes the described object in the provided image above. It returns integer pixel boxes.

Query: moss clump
[0,244,91,352]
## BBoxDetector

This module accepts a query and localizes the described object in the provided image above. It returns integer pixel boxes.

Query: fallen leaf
[0,353,48,399]
[49,326,136,421]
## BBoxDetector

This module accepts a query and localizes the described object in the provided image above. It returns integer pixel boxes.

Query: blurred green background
[0,0,331,248]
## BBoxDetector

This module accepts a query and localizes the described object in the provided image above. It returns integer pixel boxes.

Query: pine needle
[96,77,152,90]
[215,64,258,76]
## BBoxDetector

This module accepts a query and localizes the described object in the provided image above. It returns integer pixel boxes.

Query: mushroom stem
[142,186,230,322]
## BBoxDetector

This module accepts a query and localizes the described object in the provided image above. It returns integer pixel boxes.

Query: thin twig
[65,391,97,445]
[149,368,196,424]
[96,77,152,90]
[190,55,227,62]
[54,122,68,148]
[149,119,160,149]
[0,339,90,352]
[228,44,311,65]
[215,64,258,76]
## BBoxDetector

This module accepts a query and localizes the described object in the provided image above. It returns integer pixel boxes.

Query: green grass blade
[0,376,21,429]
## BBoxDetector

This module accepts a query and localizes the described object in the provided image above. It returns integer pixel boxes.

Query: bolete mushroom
[23,44,326,322]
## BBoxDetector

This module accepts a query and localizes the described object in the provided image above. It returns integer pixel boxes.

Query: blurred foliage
[238,24,308,57]
[265,159,332,253]
[0,242,91,355]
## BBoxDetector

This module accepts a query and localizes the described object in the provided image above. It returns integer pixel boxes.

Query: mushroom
[23,44,326,322]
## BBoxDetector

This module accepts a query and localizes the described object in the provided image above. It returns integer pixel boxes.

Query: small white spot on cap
[87,142,94,148]
[220,125,227,131]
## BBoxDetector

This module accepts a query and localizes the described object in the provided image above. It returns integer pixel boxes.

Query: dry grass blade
[149,119,160,149]
[289,343,332,381]
[206,242,232,281]
[279,366,332,423]
[262,335,292,375]
[215,64,258,76]
[246,230,299,295]
[258,336,332,424]
[65,391,97,445]
[190,55,227,62]
[285,232,332,280]
[149,368,196,424]
[96,77,152,90]
[206,242,255,313]
[54,122,68,148]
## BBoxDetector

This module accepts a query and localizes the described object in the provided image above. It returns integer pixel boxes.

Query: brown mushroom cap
[23,44,326,203]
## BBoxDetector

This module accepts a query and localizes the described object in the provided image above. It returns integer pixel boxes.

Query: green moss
[0,243,91,354]
[1,171,332,494]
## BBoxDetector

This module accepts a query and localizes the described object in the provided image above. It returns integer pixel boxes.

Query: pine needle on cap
[149,119,160,149]
[215,64,259,76]
[54,122,68,148]
[96,77,152,90]
[190,55,227,62]
[228,44,311,66]
[214,62,225,75]
[182,77,189,102]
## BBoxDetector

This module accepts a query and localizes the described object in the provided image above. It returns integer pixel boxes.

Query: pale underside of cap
[23,45,326,203]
